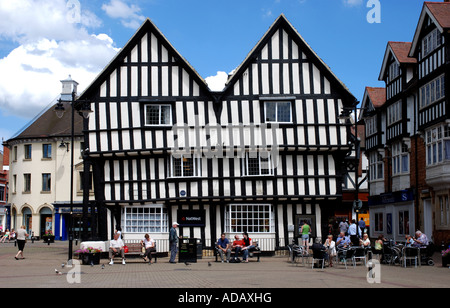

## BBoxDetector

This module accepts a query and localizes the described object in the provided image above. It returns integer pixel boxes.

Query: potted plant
[75,247,103,265]
[42,230,55,244]
[442,247,450,267]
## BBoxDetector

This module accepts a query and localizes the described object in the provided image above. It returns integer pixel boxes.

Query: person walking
[15,226,29,260]
[169,222,179,263]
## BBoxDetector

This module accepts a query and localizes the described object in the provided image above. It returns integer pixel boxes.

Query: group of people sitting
[216,232,256,263]
[108,232,156,265]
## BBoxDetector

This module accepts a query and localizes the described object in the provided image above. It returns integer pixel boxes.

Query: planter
[42,236,55,244]
[79,253,101,265]
[443,255,450,267]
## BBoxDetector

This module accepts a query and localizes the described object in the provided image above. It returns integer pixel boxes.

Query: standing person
[141,234,156,264]
[300,221,311,252]
[339,219,349,235]
[358,218,366,236]
[15,226,28,260]
[169,222,179,264]
[216,233,231,263]
[324,234,336,267]
[348,219,360,246]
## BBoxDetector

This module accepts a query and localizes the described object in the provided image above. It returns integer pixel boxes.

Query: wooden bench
[215,241,261,262]
[111,242,158,263]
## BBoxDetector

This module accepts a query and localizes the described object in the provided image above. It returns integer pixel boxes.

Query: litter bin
[178,238,197,263]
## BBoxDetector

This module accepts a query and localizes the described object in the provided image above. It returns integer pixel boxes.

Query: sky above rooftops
[0,0,430,140]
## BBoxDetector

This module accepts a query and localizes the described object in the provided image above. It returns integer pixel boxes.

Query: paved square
[0,241,449,289]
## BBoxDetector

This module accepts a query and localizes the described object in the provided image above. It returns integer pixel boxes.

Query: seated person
[109,233,126,265]
[405,235,414,247]
[336,232,351,249]
[311,238,327,259]
[232,235,245,260]
[359,233,371,247]
[216,233,231,263]
[413,231,429,248]
[241,232,255,262]
[141,233,156,263]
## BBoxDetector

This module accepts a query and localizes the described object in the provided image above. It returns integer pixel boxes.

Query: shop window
[225,204,274,233]
[123,205,168,233]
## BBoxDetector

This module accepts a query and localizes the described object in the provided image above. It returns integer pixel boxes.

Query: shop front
[368,189,415,242]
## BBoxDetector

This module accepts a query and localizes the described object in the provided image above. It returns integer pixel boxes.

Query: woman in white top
[15,226,29,260]
[141,234,156,263]
[324,234,336,267]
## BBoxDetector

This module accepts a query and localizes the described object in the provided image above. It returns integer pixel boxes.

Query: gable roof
[378,41,416,81]
[6,100,83,144]
[360,86,386,121]
[222,14,357,104]
[409,1,450,57]
[78,18,211,100]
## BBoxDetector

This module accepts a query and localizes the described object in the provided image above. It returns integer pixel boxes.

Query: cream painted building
[5,77,91,240]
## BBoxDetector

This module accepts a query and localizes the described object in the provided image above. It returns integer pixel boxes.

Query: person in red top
[232,235,245,260]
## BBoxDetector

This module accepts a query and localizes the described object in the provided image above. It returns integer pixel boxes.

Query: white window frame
[392,142,409,175]
[369,152,383,181]
[225,204,275,233]
[420,74,445,109]
[387,100,402,126]
[170,154,201,178]
[437,195,450,229]
[264,101,292,123]
[426,125,450,166]
[366,115,377,137]
[123,205,168,234]
[243,152,274,176]
[422,28,442,57]
[144,104,172,126]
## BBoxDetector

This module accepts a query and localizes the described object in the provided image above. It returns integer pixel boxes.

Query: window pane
[161,105,171,125]
[146,105,160,125]
[173,157,182,177]
[277,102,291,122]
[265,102,276,122]
[182,157,194,177]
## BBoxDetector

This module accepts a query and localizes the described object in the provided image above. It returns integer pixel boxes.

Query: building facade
[5,77,93,240]
[78,15,358,252]
[362,1,450,244]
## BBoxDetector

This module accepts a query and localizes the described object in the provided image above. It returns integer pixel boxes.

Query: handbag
[123,245,129,253]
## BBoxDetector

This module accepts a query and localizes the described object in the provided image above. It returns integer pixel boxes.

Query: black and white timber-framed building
[78,14,358,252]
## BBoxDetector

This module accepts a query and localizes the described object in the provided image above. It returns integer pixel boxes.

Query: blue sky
[0,0,429,141]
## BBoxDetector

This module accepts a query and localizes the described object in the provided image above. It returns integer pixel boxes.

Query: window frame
[42,144,52,159]
[264,101,292,123]
[122,205,168,234]
[224,204,275,234]
[243,152,274,177]
[169,154,202,178]
[144,103,172,126]
[42,173,51,192]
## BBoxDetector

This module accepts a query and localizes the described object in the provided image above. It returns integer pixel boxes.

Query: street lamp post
[55,91,92,262]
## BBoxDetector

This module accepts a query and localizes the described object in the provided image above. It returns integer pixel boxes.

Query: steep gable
[222,14,357,105]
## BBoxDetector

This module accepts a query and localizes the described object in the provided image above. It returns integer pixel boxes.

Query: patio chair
[337,247,355,269]
[353,247,367,266]
[311,248,326,269]
[402,246,419,268]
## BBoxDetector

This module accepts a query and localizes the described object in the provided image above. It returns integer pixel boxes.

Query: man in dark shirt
[216,233,231,263]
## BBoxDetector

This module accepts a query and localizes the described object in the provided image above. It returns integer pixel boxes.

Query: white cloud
[343,0,364,7]
[102,0,145,29]
[0,0,118,119]
[205,71,229,92]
